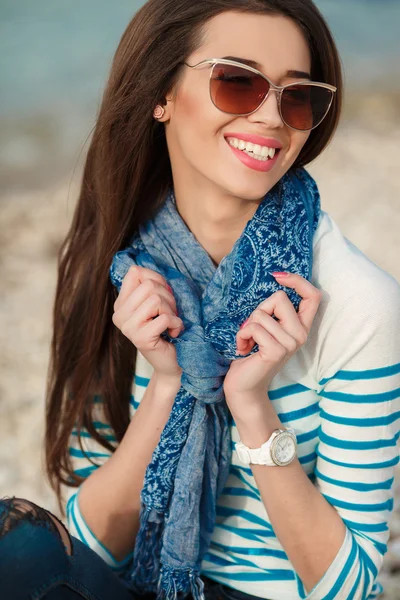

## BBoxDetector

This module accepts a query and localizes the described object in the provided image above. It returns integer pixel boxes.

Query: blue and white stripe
[65,211,400,599]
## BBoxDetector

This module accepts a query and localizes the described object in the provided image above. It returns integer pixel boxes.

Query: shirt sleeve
[63,352,153,574]
[64,398,135,574]
[295,248,400,599]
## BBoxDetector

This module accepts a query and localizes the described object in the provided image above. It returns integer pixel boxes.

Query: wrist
[152,371,182,398]
[228,392,283,448]
[226,388,271,419]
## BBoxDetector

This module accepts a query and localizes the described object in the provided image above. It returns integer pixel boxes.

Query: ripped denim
[0,497,267,600]
[0,496,140,600]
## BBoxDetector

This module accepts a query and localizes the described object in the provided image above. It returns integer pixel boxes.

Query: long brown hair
[45,0,343,515]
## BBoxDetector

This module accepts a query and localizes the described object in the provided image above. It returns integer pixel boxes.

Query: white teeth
[243,149,268,161]
[227,137,279,161]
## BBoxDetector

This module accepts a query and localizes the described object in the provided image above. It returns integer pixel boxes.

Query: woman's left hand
[223,273,322,408]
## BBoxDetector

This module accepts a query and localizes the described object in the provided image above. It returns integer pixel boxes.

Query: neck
[173,184,260,267]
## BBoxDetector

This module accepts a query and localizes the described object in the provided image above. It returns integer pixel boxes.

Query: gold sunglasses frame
[183,58,337,132]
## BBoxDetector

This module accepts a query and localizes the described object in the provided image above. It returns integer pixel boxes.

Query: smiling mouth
[226,136,281,162]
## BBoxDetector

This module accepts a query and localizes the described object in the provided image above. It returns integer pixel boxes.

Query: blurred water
[1,0,399,117]
[0,0,399,190]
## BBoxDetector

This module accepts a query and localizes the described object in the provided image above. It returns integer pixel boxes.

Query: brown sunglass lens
[210,64,268,114]
[281,85,333,130]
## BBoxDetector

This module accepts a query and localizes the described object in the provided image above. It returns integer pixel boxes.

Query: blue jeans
[0,497,267,600]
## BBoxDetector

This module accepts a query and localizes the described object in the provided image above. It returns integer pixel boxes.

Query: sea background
[1,0,400,192]
[1,1,400,596]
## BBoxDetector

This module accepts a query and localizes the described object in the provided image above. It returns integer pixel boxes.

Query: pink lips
[224,133,283,149]
[224,133,282,173]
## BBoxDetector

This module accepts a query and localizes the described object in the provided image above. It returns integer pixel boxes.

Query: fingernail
[166,284,173,293]
[240,318,250,329]
[271,271,290,278]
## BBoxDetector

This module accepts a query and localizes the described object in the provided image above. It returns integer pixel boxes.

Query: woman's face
[163,11,312,202]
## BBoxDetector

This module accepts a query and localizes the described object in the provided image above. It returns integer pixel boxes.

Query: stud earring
[153,105,165,120]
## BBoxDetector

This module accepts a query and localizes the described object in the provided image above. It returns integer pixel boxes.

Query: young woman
[1,1,399,599]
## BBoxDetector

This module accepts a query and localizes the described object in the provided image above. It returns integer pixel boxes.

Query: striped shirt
[65,209,400,600]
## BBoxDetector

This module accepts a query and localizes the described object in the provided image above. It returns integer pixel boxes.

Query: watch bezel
[270,430,297,466]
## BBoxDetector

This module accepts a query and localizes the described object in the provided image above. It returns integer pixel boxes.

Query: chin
[222,174,281,202]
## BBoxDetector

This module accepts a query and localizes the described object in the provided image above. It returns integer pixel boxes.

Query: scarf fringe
[130,506,164,593]
[189,571,206,600]
[156,566,205,600]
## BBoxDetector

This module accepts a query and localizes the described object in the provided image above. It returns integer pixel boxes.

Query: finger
[115,279,178,325]
[255,290,307,344]
[123,312,183,347]
[114,292,178,334]
[238,310,298,354]
[237,322,286,361]
[142,313,184,340]
[115,266,170,311]
[271,272,322,332]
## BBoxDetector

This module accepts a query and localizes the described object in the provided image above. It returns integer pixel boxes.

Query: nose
[246,89,284,129]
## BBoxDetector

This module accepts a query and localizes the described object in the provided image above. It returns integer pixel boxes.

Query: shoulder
[312,209,400,312]
[309,210,400,373]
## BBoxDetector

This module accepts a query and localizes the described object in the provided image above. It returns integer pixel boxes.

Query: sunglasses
[183,58,337,132]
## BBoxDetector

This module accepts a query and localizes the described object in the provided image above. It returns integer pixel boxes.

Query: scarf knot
[175,337,230,403]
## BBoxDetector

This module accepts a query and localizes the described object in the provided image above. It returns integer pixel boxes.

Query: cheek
[172,89,210,152]
[281,131,310,170]
[176,87,199,120]
[172,86,225,158]
[290,131,310,154]
[167,91,204,166]
[175,78,213,124]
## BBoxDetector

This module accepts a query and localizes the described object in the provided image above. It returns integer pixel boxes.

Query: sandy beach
[1,106,400,595]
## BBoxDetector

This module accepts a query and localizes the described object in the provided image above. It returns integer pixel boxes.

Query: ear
[157,92,176,122]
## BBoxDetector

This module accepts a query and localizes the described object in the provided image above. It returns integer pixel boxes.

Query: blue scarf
[109,167,321,600]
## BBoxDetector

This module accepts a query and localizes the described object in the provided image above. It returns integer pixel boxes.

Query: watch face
[271,432,296,466]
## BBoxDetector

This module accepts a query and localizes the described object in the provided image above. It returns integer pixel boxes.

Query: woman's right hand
[112,265,184,380]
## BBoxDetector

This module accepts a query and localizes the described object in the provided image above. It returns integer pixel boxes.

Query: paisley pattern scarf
[109,167,321,600]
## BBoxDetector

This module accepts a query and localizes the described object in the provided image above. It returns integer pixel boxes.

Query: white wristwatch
[235,428,297,466]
